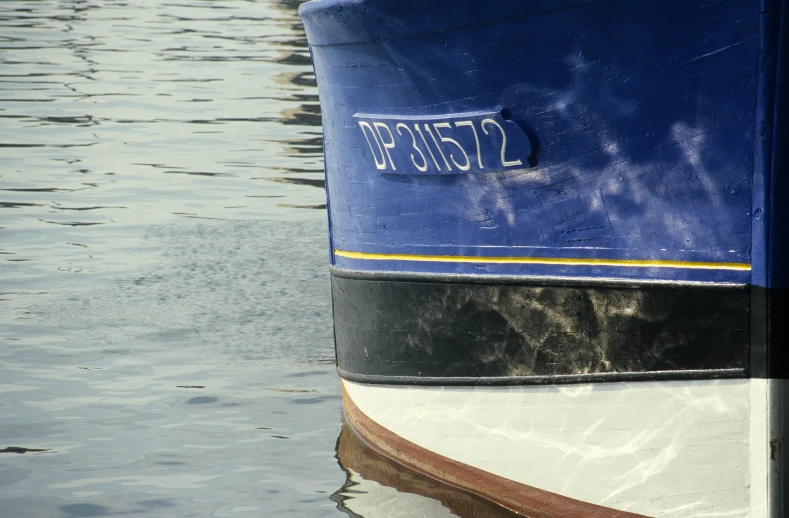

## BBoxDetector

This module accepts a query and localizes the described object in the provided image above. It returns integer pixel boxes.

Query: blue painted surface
[301,0,787,286]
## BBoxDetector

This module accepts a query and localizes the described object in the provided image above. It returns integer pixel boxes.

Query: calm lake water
[0,2,525,517]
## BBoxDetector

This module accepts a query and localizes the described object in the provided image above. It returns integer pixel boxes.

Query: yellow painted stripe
[334,249,751,271]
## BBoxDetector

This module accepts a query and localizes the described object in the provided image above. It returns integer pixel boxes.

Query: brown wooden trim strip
[342,382,651,518]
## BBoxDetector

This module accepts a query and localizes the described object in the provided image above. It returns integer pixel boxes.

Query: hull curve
[342,381,651,518]
[343,379,770,518]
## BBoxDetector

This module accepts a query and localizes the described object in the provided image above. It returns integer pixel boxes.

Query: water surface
[1,1,341,516]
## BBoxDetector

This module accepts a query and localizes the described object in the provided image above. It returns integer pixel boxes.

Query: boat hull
[299,0,789,515]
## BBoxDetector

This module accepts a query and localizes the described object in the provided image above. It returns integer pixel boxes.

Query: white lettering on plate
[354,112,532,175]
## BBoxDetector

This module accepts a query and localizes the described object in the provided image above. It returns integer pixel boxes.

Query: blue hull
[301,0,788,513]
[301,0,786,373]
[302,0,787,286]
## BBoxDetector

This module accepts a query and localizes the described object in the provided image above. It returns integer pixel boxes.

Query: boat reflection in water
[334,422,524,518]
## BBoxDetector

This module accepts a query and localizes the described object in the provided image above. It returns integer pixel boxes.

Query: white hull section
[343,378,780,517]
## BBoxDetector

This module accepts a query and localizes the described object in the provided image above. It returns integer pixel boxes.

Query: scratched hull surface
[300,0,789,516]
[303,0,767,283]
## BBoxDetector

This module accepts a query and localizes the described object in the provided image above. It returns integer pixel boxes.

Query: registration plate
[353,111,533,175]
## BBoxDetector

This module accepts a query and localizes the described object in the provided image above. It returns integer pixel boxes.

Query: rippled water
[0,1,342,516]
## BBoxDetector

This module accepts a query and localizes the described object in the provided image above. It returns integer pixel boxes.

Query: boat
[299,0,789,516]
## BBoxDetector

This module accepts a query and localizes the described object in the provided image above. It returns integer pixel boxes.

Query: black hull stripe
[331,269,758,384]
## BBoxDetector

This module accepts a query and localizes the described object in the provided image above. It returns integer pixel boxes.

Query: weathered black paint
[767,287,788,379]
[332,269,755,384]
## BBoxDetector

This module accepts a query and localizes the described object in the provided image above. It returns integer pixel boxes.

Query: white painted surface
[344,379,768,517]
[750,379,769,518]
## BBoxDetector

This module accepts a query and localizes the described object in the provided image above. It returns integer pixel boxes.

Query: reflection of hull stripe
[334,249,751,271]
[341,381,650,518]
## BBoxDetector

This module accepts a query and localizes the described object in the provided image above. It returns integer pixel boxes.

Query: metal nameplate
[353,111,533,175]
